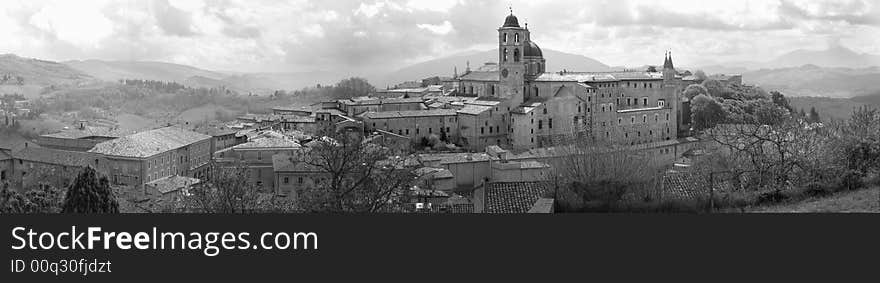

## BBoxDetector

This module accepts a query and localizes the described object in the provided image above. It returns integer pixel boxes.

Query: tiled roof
[360,109,457,119]
[459,71,499,82]
[232,137,300,150]
[485,182,551,213]
[535,71,662,82]
[88,127,211,158]
[456,105,492,115]
[661,171,736,201]
[41,126,126,139]
[15,147,102,167]
[415,167,454,179]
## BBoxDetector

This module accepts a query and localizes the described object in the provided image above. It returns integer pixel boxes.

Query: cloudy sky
[1,0,878,74]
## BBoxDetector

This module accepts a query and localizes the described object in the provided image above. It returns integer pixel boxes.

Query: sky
[1,0,878,74]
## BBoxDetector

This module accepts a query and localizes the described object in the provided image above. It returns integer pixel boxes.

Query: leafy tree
[770,91,795,113]
[61,166,119,213]
[683,84,708,100]
[702,79,725,97]
[808,107,820,123]
[755,100,789,126]
[691,94,726,131]
[332,77,376,99]
[693,70,707,83]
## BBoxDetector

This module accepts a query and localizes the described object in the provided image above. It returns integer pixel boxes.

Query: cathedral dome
[523,41,543,57]
[502,14,520,28]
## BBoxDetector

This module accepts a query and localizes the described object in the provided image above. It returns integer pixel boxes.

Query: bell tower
[498,9,527,100]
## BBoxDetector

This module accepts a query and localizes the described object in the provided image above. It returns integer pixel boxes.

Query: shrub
[835,170,864,192]
[756,189,787,205]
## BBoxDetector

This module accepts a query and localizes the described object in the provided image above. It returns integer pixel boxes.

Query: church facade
[456,12,687,151]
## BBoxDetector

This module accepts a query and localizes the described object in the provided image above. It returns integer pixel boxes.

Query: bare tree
[297,130,417,213]
[544,137,660,212]
[180,164,295,213]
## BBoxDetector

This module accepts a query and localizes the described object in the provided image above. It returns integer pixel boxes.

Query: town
[1,11,877,214]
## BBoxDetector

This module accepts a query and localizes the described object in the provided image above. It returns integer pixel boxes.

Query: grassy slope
[747,187,879,213]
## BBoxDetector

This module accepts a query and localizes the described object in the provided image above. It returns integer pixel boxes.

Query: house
[214,136,302,192]
[271,153,324,200]
[12,145,109,190]
[88,126,213,187]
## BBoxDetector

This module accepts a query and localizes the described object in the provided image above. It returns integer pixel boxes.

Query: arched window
[533,86,539,98]
[503,33,508,43]
[514,33,520,43]
[503,48,508,62]
[514,48,520,62]
[469,86,474,94]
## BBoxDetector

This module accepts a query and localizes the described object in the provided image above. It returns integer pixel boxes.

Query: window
[503,48,508,62]
[643,115,647,123]
[416,128,419,134]
[666,113,670,121]
[631,116,635,124]
[514,48,520,62]
[428,128,433,134]
[298,177,303,184]
[481,127,485,134]
[514,33,519,43]
[538,120,543,129]
[446,127,451,133]
[284,177,289,184]
[1,170,5,181]
[489,127,493,133]
[549,118,553,129]
[503,33,508,43]
[643,98,648,106]
[618,118,622,125]
[543,108,547,114]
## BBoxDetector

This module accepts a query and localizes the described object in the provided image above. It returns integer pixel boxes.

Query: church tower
[663,51,676,83]
[498,10,528,100]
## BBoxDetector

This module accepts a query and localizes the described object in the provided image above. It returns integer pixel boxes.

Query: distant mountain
[64,60,227,83]
[63,59,347,94]
[0,54,94,86]
[696,46,880,73]
[373,48,611,88]
[768,46,880,69]
[743,65,880,98]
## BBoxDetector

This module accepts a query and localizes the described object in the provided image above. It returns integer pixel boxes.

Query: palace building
[453,12,688,150]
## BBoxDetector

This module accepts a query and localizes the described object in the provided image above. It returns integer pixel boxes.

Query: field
[748,187,879,213]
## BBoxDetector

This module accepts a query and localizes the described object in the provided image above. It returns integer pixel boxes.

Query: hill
[768,45,880,69]
[743,65,880,98]
[788,96,868,122]
[0,54,95,97]
[64,60,227,83]
[64,59,346,94]
[373,48,611,88]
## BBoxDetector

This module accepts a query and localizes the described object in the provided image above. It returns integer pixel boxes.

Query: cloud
[0,0,878,75]
[417,21,454,35]
[779,0,880,26]
[152,0,199,36]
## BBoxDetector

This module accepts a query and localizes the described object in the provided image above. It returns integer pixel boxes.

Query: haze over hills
[372,48,612,88]
[63,59,347,94]
[743,65,880,98]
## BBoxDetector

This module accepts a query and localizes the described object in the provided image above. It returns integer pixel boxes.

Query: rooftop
[484,182,551,213]
[41,126,126,139]
[232,137,301,150]
[535,71,663,82]
[89,127,211,158]
[360,109,457,119]
[458,71,499,82]
[15,146,102,167]
[456,105,492,115]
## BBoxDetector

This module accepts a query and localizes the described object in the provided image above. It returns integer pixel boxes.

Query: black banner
[1,214,878,281]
